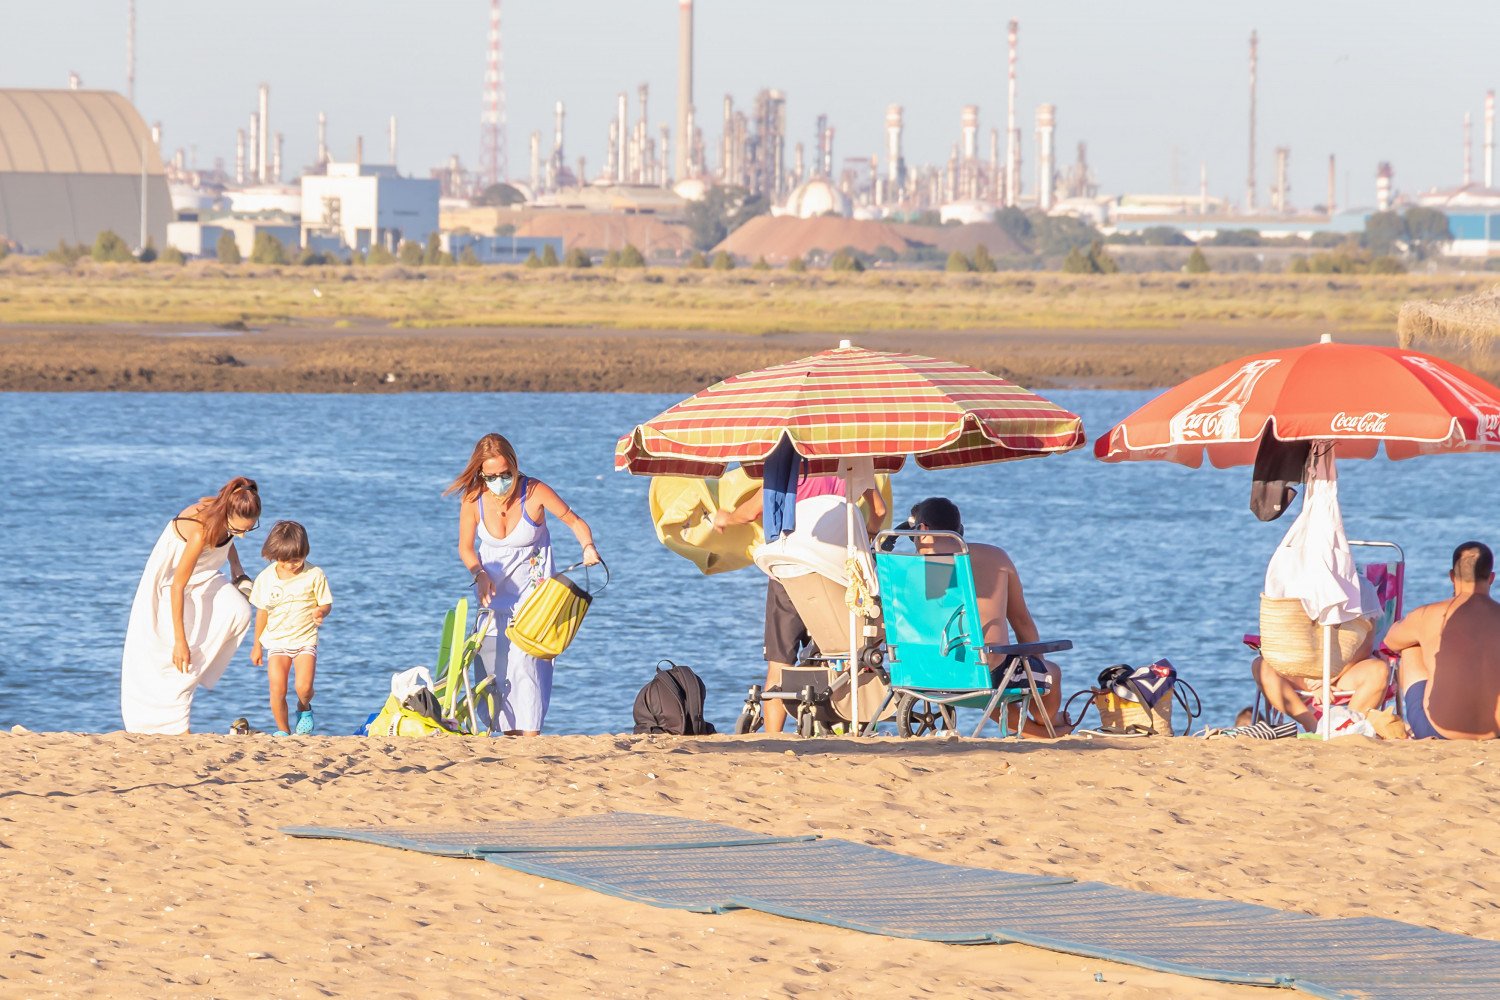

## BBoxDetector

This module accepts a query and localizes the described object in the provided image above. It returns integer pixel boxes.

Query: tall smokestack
[1036,103,1056,211]
[984,127,996,200]
[530,131,541,190]
[606,121,620,182]
[659,124,670,188]
[1273,146,1289,213]
[961,105,979,162]
[257,83,270,184]
[248,112,260,183]
[553,100,566,160]
[822,124,835,179]
[961,104,979,199]
[235,128,246,185]
[1376,161,1393,212]
[1486,90,1495,188]
[616,91,628,183]
[1247,30,1258,212]
[1006,19,1019,206]
[1327,154,1336,216]
[151,121,162,149]
[355,135,363,166]
[317,111,328,166]
[885,104,904,192]
[126,0,135,105]
[388,115,398,168]
[1464,113,1473,187]
[724,96,737,181]
[637,83,650,184]
[272,132,283,183]
[676,0,693,180]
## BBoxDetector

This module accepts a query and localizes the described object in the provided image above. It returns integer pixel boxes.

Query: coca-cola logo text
[1178,407,1235,439]
[1478,415,1500,444]
[1330,411,1390,434]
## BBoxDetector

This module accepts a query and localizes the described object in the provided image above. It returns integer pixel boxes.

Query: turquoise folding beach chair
[872,530,1072,738]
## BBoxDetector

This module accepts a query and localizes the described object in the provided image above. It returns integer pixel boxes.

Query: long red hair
[444,433,521,502]
[199,476,260,545]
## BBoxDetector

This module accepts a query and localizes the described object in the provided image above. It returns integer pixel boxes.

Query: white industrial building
[300,163,439,253]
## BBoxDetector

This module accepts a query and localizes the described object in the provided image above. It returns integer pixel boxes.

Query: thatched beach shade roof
[1398,285,1500,352]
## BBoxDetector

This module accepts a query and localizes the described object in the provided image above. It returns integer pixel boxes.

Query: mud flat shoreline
[0,321,1452,393]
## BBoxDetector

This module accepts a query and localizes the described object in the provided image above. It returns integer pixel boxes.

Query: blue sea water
[0,391,1492,736]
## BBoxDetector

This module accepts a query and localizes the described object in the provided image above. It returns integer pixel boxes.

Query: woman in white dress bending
[448,434,601,736]
[120,477,261,733]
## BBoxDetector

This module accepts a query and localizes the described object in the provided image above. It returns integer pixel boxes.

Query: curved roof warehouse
[0,89,170,251]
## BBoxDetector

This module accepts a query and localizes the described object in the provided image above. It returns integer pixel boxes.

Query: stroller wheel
[796,709,818,739]
[732,705,760,735]
[896,695,957,737]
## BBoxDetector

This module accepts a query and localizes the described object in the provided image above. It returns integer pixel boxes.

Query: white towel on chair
[1264,445,1369,626]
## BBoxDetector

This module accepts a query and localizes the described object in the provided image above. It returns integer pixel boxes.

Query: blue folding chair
[872,530,1071,738]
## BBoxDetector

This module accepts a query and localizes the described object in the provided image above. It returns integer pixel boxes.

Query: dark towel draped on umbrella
[1250,433,1311,522]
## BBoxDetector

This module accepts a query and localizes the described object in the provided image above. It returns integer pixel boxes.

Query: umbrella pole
[1321,623,1333,740]
[1319,440,1336,741]
[845,468,860,737]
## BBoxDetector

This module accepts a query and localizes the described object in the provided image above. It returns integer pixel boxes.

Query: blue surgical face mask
[483,473,513,496]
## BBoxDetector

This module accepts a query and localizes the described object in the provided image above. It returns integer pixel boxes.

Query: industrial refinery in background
[2,1,1498,265]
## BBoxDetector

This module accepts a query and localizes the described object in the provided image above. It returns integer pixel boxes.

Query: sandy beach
[3,731,1495,998]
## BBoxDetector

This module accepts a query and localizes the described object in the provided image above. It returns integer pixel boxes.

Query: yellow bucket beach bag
[505,560,609,660]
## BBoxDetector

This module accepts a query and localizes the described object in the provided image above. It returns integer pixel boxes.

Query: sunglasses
[228,520,260,537]
[481,473,512,484]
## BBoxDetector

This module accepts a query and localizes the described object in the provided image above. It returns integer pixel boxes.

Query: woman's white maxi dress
[474,478,555,731]
[120,520,252,734]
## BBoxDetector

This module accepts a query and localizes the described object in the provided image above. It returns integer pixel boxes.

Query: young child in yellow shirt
[249,521,332,735]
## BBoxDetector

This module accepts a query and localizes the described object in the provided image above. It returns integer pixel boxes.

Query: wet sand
[0,321,1436,393]
[2,731,1496,998]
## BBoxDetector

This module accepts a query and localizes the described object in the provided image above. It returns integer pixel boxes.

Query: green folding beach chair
[433,598,497,735]
[872,530,1071,738]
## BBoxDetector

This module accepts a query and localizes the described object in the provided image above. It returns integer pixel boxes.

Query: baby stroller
[732,495,893,738]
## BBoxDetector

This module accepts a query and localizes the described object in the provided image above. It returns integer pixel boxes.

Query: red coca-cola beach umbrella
[1096,334,1500,739]
[1094,335,1500,467]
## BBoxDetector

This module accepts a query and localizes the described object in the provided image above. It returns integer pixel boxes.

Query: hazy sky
[4,1,1495,207]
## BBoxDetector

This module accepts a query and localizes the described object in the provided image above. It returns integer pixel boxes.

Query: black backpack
[633,661,717,735]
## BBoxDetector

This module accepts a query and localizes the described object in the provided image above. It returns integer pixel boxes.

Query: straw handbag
[1258,595,1372,681]
[1095,690,1174,735]
[505,561,609,661]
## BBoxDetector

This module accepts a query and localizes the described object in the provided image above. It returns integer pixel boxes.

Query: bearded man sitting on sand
[908,498,1070,738]
[1381,541,1500,740]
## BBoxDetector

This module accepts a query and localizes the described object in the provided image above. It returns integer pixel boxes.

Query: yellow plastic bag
[505,561,609,660]
[366,694,462,738]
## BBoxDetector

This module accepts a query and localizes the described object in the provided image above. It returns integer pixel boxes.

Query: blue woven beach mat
[483,839,1074,927]
[282,812,1500,998]
[280,811,815,857]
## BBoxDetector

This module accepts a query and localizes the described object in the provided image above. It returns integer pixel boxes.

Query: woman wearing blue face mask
[447,432,601,736]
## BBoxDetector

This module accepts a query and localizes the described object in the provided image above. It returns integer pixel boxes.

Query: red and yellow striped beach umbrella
[614,341,1086,476]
